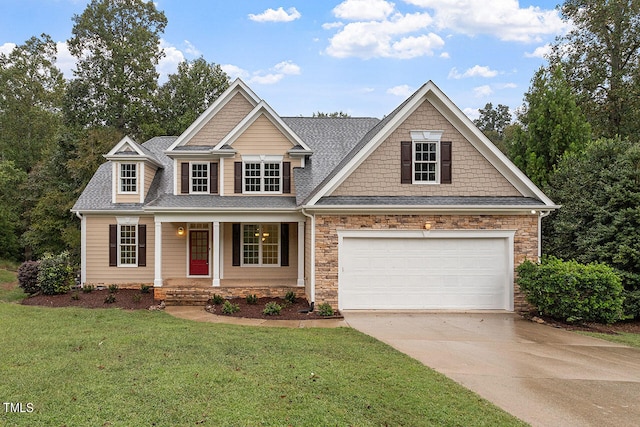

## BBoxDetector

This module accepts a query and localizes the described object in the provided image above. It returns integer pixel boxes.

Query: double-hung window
[411,130,444,184]
[119,224,137,266]
[242,224,279,266]
[191,162,209,193]
[243,156,282,193]
[119,163,137,193]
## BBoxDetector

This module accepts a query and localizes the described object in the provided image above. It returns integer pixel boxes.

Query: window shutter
[138,224,147,267]
[210,162,218,194]
[181,163,189,194]
[280,223,289,266]
[109,224,117,267]
[232,223,241,266]
[234,162,242,193]
[401,141,412,184]
[441,141,452,184]
[282,161,291,194]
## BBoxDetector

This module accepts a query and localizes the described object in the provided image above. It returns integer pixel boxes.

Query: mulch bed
[523,312,640,334]
[22,288,155,310]
[205,297,342,321]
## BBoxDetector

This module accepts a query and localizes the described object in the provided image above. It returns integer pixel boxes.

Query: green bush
[17,260,40,294]
[82,285,94,293]
[221,300,240,314]
[263,301,282,316]
[140,284,151,294]
[284,291,296,305]
[623,290,640,319]
[37,252,75,295]
[210,294,224,305]
[108,284,119,293]
[246,294,258,305]
[104,294,116,304]
[317,302,335,317]
[517,256,624,324]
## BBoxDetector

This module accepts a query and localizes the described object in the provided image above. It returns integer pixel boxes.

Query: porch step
[156,286,306,306]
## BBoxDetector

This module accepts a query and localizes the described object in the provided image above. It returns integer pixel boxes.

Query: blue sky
[0,0,567,120]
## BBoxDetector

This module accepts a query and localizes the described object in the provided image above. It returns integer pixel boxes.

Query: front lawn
[579,331,640,349]
[0,303,526,426]
[0,268,25,303]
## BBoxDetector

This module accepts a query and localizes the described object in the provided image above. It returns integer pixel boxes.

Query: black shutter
[210,162,218,194]
[109,224,117,267]
[181,162,189,194]
[234,162,242,193]
[280,223,289,266]
[232,223,241,266]
[282,162,291,193]
[401,141,412,184]
[441,141,452,184]
[138,224,147,267]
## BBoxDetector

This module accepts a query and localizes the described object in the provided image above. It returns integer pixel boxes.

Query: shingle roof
[145,195,297,209]
[315,196,545,206]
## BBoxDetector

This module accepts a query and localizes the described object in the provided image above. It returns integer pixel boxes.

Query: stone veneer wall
[314,214,538,313]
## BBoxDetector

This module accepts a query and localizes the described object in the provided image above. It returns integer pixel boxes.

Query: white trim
[111,163,117,204]
[219,158,225,196]
[240,223,280,267]
[412,139,440,185]
[297,221,305,287]
[139,162,145,203]
[213,221,220,286]
[117,223,138,267]
[242,156,283,194]
[189,161,210,194]
[173,158,178,195]
[117,162,139,195]
[80,214,87,285]
[154,221,163,287]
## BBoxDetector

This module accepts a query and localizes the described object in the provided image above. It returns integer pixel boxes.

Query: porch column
[212,221,220,286]
[154,220,163,287]
[297,221,305,286]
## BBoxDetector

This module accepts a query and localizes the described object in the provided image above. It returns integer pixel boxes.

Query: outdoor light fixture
[177,226,185,236]
[424,222,432,230]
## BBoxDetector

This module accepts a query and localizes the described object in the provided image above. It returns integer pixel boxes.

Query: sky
[0,0,568,120]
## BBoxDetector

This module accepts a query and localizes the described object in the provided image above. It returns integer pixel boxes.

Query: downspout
[74,211,86,287]
[301,207,315,311]
[538,210,551,259]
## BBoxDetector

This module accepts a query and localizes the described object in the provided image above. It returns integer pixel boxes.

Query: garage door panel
[339,235,511,310]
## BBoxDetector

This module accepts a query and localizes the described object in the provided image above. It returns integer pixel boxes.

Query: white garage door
[338,230,514,311]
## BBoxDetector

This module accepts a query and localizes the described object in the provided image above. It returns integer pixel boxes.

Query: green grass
[0,304,527,426]
[0,268,26,303]
[579,331,640,349]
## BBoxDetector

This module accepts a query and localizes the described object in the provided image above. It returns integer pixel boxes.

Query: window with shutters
[119,224,137,266]
[242,156,282,194]
[191,162,209,193]
[403,130,450,185]
[241,224,279,266]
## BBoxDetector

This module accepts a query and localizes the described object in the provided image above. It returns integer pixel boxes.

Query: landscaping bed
[525,312,640,334]
[204,296,341,320]
[21,288,154,310]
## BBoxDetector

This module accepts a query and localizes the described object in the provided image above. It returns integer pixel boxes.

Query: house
[71,79,558,312]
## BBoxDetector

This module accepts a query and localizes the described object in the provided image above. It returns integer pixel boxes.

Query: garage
[338,230,514,311]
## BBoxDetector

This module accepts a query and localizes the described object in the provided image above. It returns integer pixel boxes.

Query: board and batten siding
[84,215,154,285]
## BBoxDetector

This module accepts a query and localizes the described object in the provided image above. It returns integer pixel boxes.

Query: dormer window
[119,163,137,193]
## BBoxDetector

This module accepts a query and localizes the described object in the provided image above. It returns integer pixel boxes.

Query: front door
[189,230,209,276]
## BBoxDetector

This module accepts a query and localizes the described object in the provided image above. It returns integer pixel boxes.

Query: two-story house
[72,79,558,312]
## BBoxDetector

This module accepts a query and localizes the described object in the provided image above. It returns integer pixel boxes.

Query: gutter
[301,207,315,308]
[302,204,560,215]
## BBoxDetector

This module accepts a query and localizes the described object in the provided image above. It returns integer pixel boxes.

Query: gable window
[191,162,209,193]
[119,163,137,193]
[241,224,279,266]
[243,156,282,193]
[401,131,451,185]
[414,141,438,183]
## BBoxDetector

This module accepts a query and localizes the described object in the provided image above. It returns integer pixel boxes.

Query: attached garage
[338,230,515,311]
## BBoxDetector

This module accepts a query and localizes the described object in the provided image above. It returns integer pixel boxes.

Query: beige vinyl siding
[222,223,297,281]
[186,92,254,146]
[84,215,154,286]
[330,99,521,197]
[162,222,187,278]
[143,163,157,200]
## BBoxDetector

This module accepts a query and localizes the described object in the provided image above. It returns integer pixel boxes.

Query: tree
[312,111,351,118]
[152,57,229,136]
[550,0,640,139]
[473,103,511,151]
[66,0,167,138]
[544,137,640,291]
[0,34,65,172]
[505,66,591,187]
[0,161,27,260]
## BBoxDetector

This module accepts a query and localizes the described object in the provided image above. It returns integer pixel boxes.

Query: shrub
[317,302,335,317]
[132,293,142,304]
[104,294,116,304]
[37,252,75,295]
[263,301,282,316]
[71,291,80,301]
[623,290,640,320]
[517,256,624,324]
[140,284,151,294]
[221,300,240,314]
[108,284,119,293]
[210,294,224,305]
[284,291,296,305]
[246,294,258,305]
[17,260,40,294]
[82,285,94,293]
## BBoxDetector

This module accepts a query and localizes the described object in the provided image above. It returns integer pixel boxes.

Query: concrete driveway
[343,312,640,427]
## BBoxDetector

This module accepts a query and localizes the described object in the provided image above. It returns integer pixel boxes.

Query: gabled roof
[104,136,163,167]
[167,78,261,151]
[302,81,557,208]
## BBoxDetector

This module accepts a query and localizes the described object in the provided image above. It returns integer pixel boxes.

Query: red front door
[189,230,209,276]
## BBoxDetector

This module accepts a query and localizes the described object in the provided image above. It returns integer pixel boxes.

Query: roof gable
[104,136,162,167]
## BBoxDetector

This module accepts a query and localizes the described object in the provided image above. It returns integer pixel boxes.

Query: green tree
[0,34,65,172]
[66,0,167,137]
[506,66,591,187]
[312,111,351,118]
[544,137,640,291]
[0,161,28,260]
[152,57,229,136]
[551,0,640,139]
[473,103,511,151]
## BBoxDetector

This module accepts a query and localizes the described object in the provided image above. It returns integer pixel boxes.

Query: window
[191,163,209,193]
[414,141,438,183]
[242,224,279,266]
[119,163,137,193]
[243,157,281,193]
[119,225,137,266]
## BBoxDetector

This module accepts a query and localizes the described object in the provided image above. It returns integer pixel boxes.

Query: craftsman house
[72,79,558,311]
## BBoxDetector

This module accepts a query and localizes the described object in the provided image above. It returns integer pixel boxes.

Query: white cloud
[250,73,285,85]
[248,7,301,23]
[463,107,480,121]
[221,64,250,80]
[403,0,567,43]
[0,42,16,56]
[448,65,498,79]
[224,61,301,85]
[322,22,344,30]
[184,40,201,57]
[386,84,413,97]
[274,60,301,75]
[158,39,185,82]
[333,0,395,21]
[55,42,76,79]
[525,44,551,58]
[473,85,493,97]
[439,51,450,59]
